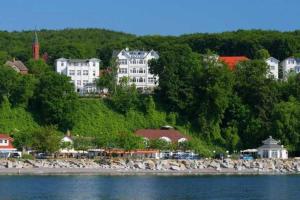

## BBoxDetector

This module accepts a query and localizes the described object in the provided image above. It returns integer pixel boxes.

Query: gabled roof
[0,134,13,140]
[262,136,280,145]
[135,129,189,143]
[219,56,249,70]
[258,136,284,150]
[113,49,159,59]
[266,57,279,63]
[0,134,15,150]
[5,60,28,73]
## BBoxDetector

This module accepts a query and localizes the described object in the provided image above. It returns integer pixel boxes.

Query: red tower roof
[219,56,249,70]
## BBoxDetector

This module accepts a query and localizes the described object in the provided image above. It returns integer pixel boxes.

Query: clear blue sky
[0,0,299,35]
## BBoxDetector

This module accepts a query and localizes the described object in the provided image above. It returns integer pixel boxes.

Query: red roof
[219,56,249,70]
[0,134,15,150]
[135,129,189,143]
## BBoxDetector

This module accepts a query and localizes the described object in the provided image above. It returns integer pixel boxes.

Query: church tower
[32,31,40,60]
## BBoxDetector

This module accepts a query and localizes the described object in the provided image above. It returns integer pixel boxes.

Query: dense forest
[1,28,300,156]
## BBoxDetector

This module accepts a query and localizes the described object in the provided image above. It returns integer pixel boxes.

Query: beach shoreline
[0,167,299,176]
[0,158,300,176]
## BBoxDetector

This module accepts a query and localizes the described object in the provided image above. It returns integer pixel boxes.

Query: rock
[144,160,155,170]
[209,161,220,169]
[133,162,145,170]
[6,161,13,168]
[170,165,181,171]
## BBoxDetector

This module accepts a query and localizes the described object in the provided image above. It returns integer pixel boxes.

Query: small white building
[257,136,288,159]
[113,48,159,92]
[55,58,100,93]
[280,57,300,79]
[266,57,279,79]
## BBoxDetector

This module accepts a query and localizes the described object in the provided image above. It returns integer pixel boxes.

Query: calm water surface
[0,175,299,200]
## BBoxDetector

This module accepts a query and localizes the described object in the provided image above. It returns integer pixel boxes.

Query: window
[0,140,2,144]
[4,140,7,144]
[69,70,75,75]
[77,70,81,75]
[139,59,144,64]
[93,71,96,76]
[270,66,275,70]
[148,77,154,83]
[132,77,137,83]
[139,68,143,73]
[77,80,81,86]
[139,77,144,82]
[119,59,127,65]
[263,150,268,158]
[93,62,96,66]
[271,150,278,158]
[133,68,137,73]
[119,68,127,74]
[83,80,88,86]
[61,62,64,66]
[132,59,137,64]
[74,62,78,66]
[83,70,89,75]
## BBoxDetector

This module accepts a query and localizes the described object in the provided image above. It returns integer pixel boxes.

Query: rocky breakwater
[1,158,300,174]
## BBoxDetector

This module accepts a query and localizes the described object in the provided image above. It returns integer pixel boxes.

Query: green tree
[271,98,300,151]
[31,126,61,154]
[117,133,145,151]
[254,49,270,60]
[27,59,51,75]
[0,51,10,65]
[111,77,140,114]
[34,72,78,130]
[0,65,18,102]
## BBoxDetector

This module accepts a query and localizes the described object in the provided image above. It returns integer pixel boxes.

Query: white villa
[257,136,288,159]
[266,57,279,79]
[280,57,300,79]
[55,58,100,93]
[113,48,159,91]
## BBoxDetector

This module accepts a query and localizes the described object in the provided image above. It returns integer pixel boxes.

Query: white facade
[257,136,288,159]
[280,57,300,79]
[266,57,279,79]
[55,58,100,93]
[114,49,159,91]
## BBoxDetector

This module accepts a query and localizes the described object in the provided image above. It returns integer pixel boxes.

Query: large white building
[266,57,279,79]
[280,57,300,79]
[113,49,159,91]
[55,58,100,93]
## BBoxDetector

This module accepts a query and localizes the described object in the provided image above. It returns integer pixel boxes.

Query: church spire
[34,31,39,44]
[32,31,40,60]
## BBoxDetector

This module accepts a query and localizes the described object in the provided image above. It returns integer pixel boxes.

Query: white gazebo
[257,136,288,159]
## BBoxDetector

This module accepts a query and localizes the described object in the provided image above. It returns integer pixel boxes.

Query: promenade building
[55,58,100,93]
[257,136,288,159]
[113,48,159,92]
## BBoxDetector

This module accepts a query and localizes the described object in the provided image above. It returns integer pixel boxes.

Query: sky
[0,0,299,35]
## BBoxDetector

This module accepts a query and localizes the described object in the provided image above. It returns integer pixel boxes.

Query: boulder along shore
[0,158,300,175]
